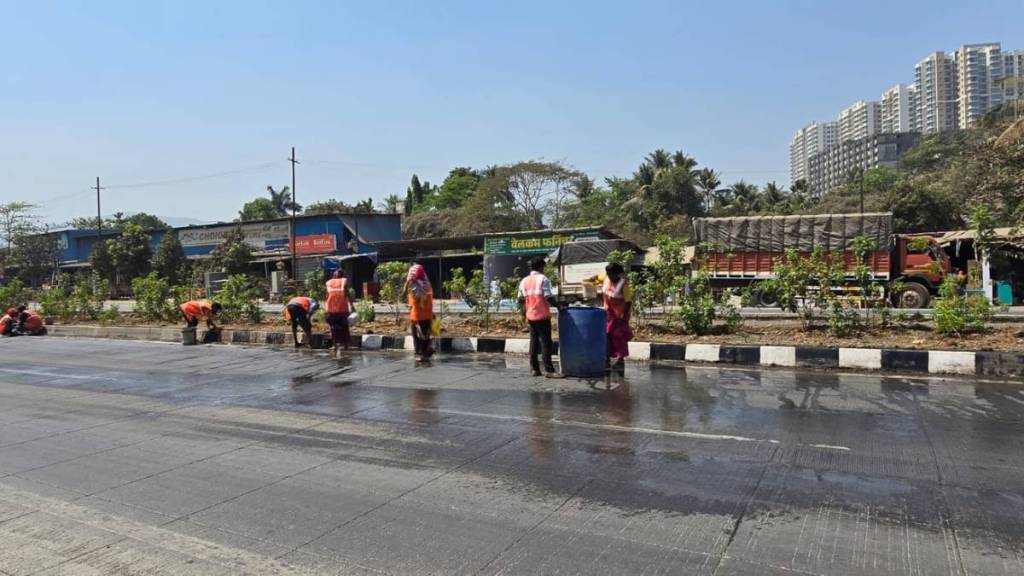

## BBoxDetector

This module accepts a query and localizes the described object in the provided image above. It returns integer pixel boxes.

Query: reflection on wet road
[1,337,1023,575]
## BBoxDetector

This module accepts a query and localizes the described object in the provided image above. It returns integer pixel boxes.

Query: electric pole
[289,147,299,279]
[859,167,865,214]
[93,177,103,241]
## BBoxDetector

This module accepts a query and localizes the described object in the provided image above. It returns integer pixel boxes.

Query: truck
[550,239,644,301]
[692,213,953,308]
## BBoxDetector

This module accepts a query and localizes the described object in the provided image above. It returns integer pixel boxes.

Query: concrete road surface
[0,338,1022,575]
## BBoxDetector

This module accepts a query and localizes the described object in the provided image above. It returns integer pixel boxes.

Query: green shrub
[98,305,122,325]
[71,273,110,320]
[934,276,991,335]
[674,271,716,335]
[376,261,410,324]
[355,300,375,323]
[215,274,264,324]
[37,284,71,320]
[827,301,861,337]
[0,278,35,310]
[304,268,327,302]
[131,272,177,322]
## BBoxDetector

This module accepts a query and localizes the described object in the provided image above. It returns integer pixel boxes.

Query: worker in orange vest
[180,299,222,330]
[325,269,356,356]
[0,307,16,336]
[518,257,562,377]
[403,263,434,362]
[15,306,46,336]
[284,296,319,348]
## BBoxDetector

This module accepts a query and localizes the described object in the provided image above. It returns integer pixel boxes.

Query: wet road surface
[1,337,1023,575]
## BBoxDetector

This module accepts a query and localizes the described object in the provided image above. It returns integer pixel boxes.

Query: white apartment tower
[837,100,881,143]
[915,52,958,134]
[956,43,1005,128]
[1001,50,1024,106]
[789,121,837,187]
[907,84,921,132]
[879,85,911,133]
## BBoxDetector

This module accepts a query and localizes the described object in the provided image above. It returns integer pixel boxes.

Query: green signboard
[484,231,601,255]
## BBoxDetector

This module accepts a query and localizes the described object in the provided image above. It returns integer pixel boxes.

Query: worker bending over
[518,257,562,378]
[180,299,222,330]
[0,308,16,336]
[325,270,356,357]
[285,296,319,348]
[15,306,46,336]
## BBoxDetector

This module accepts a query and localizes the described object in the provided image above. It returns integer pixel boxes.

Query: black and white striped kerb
[357,334,1017,378]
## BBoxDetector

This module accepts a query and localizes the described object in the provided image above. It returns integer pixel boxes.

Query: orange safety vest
[521,273,551,321]
[287,296,313,311]
[21,310,43,332]
[408,288,433,322]
[180,300,213,321]
[325,278,350,315]
[0,315,12,335]
[603,277,629,319]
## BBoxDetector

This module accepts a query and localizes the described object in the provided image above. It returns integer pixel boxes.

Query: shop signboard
[291,234,337,255]
[484,231,601,255]
[178,221,291,249]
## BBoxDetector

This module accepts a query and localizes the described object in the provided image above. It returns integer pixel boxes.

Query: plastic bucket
[181,327,197,346]
[557,306,607,378]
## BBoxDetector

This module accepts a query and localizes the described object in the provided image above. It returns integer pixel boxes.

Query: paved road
[1,339,1022,575]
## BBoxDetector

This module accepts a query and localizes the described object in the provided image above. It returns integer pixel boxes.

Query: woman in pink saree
[601,263,633,368]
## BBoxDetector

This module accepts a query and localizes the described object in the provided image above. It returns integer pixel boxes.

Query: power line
[103,161,284,190]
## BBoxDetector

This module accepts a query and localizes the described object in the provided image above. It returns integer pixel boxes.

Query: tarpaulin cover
[694,213,893,252]
[549,240,644,266]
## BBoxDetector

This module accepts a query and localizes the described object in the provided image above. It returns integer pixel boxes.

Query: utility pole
[858,167,865,214]
[288,147,299,279]
[93,177,103,241]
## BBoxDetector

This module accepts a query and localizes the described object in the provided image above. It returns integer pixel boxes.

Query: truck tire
[895,283,930,309]
[756,290,778,308]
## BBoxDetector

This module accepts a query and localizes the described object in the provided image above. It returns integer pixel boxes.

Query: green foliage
[970,205,997,262]
[674,270,716,335]
[131,272,177,322]
[355,300,375,323]
[89,240,116,285]
[109,223,153,285]
[431,168,479,210]
[444,267,497,326]
[211,226,252,275]
[543,261,560,289]
[98,305,122,325]
[0,278,35,309]
[214,274,263,324]
[304,268,327,302]
[934,276,991,336]
[152,230,187,285]
[238,198,280,221]
[606,249,635,269]
[71,273,110,321]
[827,301,861,337]
[37,283,70,320]
[763,248,844,329]
[376,261,411,324]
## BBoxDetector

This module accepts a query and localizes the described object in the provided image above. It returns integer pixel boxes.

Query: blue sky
[3,0,1022,225]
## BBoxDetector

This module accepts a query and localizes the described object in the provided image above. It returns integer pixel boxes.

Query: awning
[643,246,695,266]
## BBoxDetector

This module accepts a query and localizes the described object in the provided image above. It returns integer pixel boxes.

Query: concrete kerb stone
[43,325,1024,378]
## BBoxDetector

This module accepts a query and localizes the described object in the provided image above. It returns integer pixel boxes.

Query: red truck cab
[892,235,953,308]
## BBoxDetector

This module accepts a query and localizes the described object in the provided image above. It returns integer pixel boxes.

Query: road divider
[45,325,1024,379]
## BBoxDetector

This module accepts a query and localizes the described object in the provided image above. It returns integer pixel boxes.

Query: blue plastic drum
[557,306,607,378]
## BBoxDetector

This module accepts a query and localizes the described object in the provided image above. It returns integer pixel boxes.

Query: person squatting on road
[404,263,434,362]
[602,263,633,369]
[0,308,17,336]
[518,257,562,378]
[325,269,356,357]
[285,296,319,348]
[1,306,47,336]
[180,299,221,331]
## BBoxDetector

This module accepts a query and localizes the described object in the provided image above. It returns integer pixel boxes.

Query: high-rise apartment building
[1002,50,1024,104]
[914,52,958,134]
[806,133,921,197]
[789,121,837,187]
[879,85,911,133]
[907,84,921,132]
[837,100,881,143]
[956,43,1005,128]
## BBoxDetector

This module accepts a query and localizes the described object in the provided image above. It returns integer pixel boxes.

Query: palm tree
[759,181,787,213]
[633,163,657,188]
[696,168,721,215]
[671,151,698,173]
[789,179,812,212]
[267,185,301,217]
[646,149,672,172]
[378,194,402,214]
[728,181,759,215]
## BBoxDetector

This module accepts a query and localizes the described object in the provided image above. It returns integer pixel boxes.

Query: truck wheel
[895,283,930,309]
[756,290,778,307]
